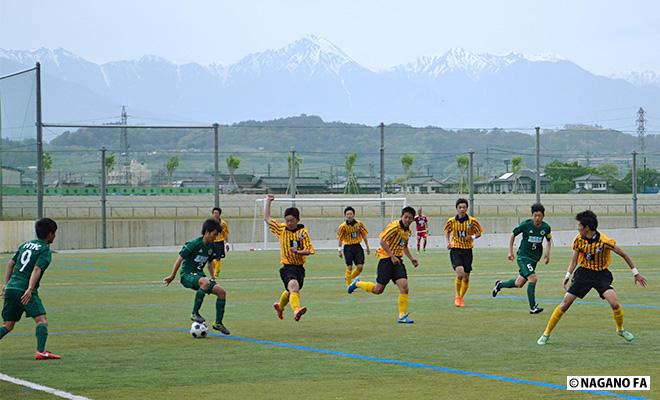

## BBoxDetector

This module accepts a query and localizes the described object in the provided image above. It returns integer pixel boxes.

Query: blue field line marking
[477,294,660,310]
[6,327,649,400]
[193,329,646,400]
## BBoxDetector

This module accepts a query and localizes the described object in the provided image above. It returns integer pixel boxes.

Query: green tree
[165,156,180,177]
[226,155,241,192]
[344,152,360,194]
[456,155,469,193]
[511,156,524,193]
[400,153,415,192]
[42,152,53,172]
[594,163,618,179]
[104,154,116,174]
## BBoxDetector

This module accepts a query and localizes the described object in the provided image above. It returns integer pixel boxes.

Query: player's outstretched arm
[612,245,648,287]
[403,245,419,268]
[263,194,274,222]
[563,251,579,290]
[20,266,42,305]
[1,259,16,298]
[163,256,183,286]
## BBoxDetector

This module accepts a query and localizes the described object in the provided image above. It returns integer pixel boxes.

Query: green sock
[215,299,226,324]
[192,289,206,315]
[0,326,8,339]
[36,323,48,352]
[500,278,517,288]
[527,282,537,309]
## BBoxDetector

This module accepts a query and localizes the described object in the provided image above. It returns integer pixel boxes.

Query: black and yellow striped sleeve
[471,218,483,235]
[302,228,315,254]
[359,221,369,238]
[444,219,453,234]
[268,219,284,237]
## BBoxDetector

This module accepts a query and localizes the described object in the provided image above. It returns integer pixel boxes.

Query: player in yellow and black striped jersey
[444,198,483,307]
[537,210,648,346]
[337,206,370,285]
[347,207,419,324]
[263,194,315,322]
[211,207,230,279]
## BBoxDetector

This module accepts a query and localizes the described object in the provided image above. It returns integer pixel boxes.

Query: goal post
[251,197,408,250]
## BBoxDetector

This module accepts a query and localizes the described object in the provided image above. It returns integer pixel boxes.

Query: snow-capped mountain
[611,71,660,88]
[1,35,659,131]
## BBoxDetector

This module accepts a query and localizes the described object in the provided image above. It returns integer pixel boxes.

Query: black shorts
[213,241,226,260]
[343,244,365,266]
[450,248,473,273]
[280,264,305,290]
[568,267,614,299]
[376,257,408,285]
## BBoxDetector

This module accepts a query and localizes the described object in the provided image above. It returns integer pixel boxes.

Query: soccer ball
[190,321,208,338]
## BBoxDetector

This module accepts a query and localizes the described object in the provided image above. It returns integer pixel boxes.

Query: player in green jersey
[1,218,60,360]
[492,203,552,313]
[163,219,230,335]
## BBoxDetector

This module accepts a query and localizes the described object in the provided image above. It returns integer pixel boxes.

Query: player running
[337,206,370,285]
[537,210,647,345]
[163,218,230,335]
[492,203,552,314]
[1,218,61,359]
[414,208,429,252]
[265,195,315,322]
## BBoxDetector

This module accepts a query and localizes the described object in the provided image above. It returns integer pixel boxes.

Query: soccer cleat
[212,322,230,335]
[492,280,502,297]
[273,302,284,320]
[529,305,544,314]
[397,313,414,324]
[617,330,634,342]
[294,306,307,321]
[537,335,549,346]
[191,313,205,323]
[454,296,461,307]
[35,350,61,360]
[347,277,361,294]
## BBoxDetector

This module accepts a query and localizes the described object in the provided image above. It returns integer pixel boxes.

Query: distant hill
[44,115,657,180]
[1,36,659,130]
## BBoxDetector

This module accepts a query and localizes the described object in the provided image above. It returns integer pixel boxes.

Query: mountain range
[1,35,659,134]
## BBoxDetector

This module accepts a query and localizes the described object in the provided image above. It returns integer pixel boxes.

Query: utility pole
[287,147,297,199]
[36,63,44,219]
[632,151,638,228]
[120,106,130,185]
[213,123,219,208]
[637,107,646,191]
[101,146,107,248]
[379,122,385,219]
[469,149,475,215]
[535,126,541,204]
[503,159,510,173]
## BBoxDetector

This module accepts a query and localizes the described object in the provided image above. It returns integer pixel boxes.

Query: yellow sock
[459,280,470,298]
[543,305,565,336]
[613,306,624,331]
[345,267,352,284]
[349,268,363,281]
[278,290,289,309]
[356,281,375,293]
[289,292,301,312]
[398,293,409,317]
[212,259,222,279]
[455,277,462,296]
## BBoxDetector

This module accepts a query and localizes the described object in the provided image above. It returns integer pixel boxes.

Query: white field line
[0,373,91,400]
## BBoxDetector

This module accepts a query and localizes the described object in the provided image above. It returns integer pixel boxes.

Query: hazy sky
[1,1,659,75]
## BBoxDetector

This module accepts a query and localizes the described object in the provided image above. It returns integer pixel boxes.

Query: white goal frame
[251,197,408,250]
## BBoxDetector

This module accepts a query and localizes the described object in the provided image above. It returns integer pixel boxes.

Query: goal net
[250,197,407,250]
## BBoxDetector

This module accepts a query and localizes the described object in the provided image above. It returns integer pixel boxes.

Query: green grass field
[0,247,658,399]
